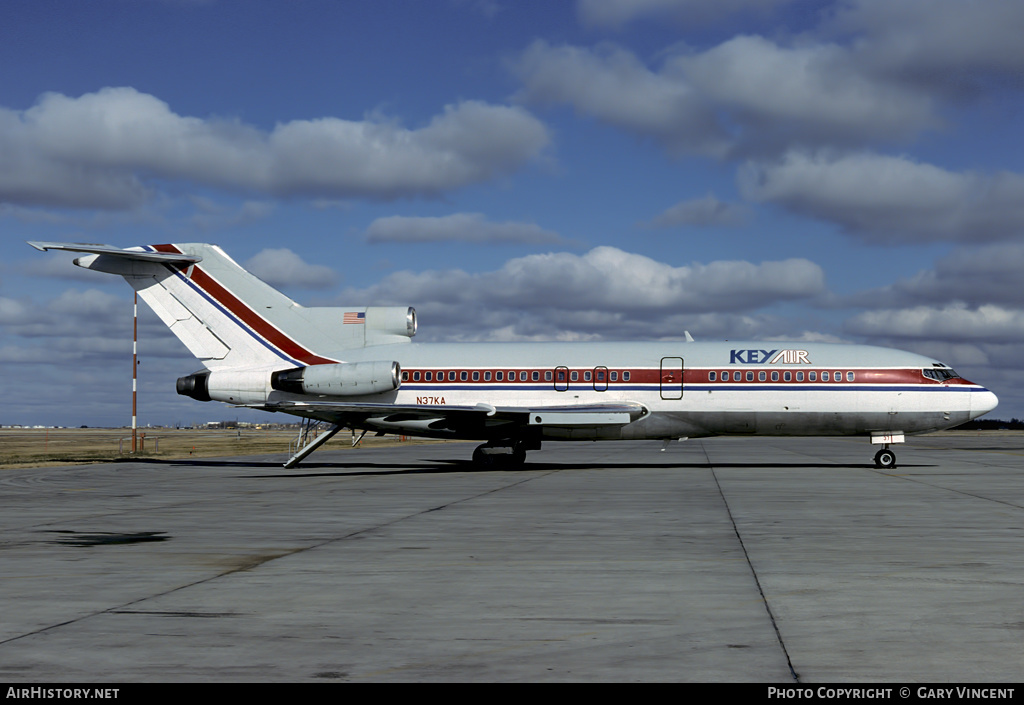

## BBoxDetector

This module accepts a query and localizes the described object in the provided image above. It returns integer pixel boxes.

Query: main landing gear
[471,439,537,467]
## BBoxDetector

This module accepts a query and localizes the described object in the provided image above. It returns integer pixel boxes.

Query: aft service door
[660,357,683,400]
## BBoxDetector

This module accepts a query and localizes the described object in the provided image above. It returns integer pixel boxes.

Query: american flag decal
[343,311,365,324]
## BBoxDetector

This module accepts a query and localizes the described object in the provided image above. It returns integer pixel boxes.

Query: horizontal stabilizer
[27,241,202,264]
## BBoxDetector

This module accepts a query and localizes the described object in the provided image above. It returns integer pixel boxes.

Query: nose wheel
[874,448,897,469]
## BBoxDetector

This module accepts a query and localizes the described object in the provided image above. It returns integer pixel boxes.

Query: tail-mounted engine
[271,360,401,397]
[176,370,211,401]
[177,360,401,404]
[366,307,417,339]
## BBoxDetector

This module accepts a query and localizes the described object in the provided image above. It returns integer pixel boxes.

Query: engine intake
[271,360,401,397]
[366,306,416,338]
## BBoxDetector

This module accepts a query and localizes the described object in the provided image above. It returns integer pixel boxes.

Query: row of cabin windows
[709,370,856,382]
[555,368,631,383]
[402,369,633,383]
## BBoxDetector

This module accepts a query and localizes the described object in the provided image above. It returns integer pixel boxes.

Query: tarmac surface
[1,434,1022,682]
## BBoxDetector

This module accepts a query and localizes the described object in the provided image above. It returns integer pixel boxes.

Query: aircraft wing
[257,400,648,430]
[27,241,202,264]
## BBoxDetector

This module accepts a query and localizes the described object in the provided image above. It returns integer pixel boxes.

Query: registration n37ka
[30,242,998,469]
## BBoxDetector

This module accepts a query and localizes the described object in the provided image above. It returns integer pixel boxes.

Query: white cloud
[678,36,936,151]
[828,0,1024,96]
[328,246,825,340]
[0,88,550,209]
[364,213,563,244]
[738,150,1024,243]
[0,288,191,378]
[0,289,131,340]
[643,194,749,228]
[513,41,729,157]
[244,249,338,290]
[846,303,1024,344]
[513,35,937,159]
[841,244,1024,309]
[577,0,793,28]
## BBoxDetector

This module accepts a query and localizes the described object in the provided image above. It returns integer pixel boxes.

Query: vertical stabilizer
[29,242,416,368]
[30,242,335,369]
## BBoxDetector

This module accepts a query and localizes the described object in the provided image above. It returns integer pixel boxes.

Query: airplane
[29,241,998,470]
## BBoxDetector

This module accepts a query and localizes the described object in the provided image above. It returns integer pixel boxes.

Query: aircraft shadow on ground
[138,456,927,477]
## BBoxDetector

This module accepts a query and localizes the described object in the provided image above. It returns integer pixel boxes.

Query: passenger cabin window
[449,371,456,381]
[796,372,804,381]
[425,372,432,381]
[413,371,421,381]
[784,371,791,381]
[402,371,409,381]
[484,371,492,381]
[771,371,779,381]
[847,372,855,381]
[532,371,539,381]
[570,371,578,381]
[496,371,503,381]
[809,371,816,381]
[623,371,630,381]
[822,371,830,381]
[545,370,553,381]
[460,371,467,381]
[521,371,528,381]
[746,371,754,381]
[472,371,479,381]
[610,371,617,381]
[709,371,717,381]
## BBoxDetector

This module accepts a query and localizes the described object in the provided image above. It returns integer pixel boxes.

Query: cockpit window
[922,368,959,382]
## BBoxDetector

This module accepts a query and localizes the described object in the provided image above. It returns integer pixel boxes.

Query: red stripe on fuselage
[152,244,334,366]
[399,367,978,386]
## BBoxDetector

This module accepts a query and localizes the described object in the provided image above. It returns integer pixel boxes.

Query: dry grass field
[0,427,432,469]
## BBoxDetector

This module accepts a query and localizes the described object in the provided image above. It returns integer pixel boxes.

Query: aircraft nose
[971,389,999,419]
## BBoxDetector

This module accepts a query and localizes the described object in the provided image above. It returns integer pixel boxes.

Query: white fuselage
[304,340,997,441]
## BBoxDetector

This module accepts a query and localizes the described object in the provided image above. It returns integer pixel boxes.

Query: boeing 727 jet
[30,241,998,469]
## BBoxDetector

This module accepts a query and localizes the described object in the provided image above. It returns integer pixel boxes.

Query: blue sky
[2,0,1023,427]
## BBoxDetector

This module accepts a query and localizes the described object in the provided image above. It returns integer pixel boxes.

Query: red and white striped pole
[132,292,138,453]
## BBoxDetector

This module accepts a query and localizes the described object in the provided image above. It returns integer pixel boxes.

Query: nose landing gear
[873,447,897,469]
[870,432,903,469]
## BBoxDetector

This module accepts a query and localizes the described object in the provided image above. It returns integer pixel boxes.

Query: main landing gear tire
[472,442,528,467]
[511,443,527,465]
[874,448,897,469]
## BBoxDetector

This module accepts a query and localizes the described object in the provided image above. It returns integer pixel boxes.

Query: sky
[2,0,1023,428]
